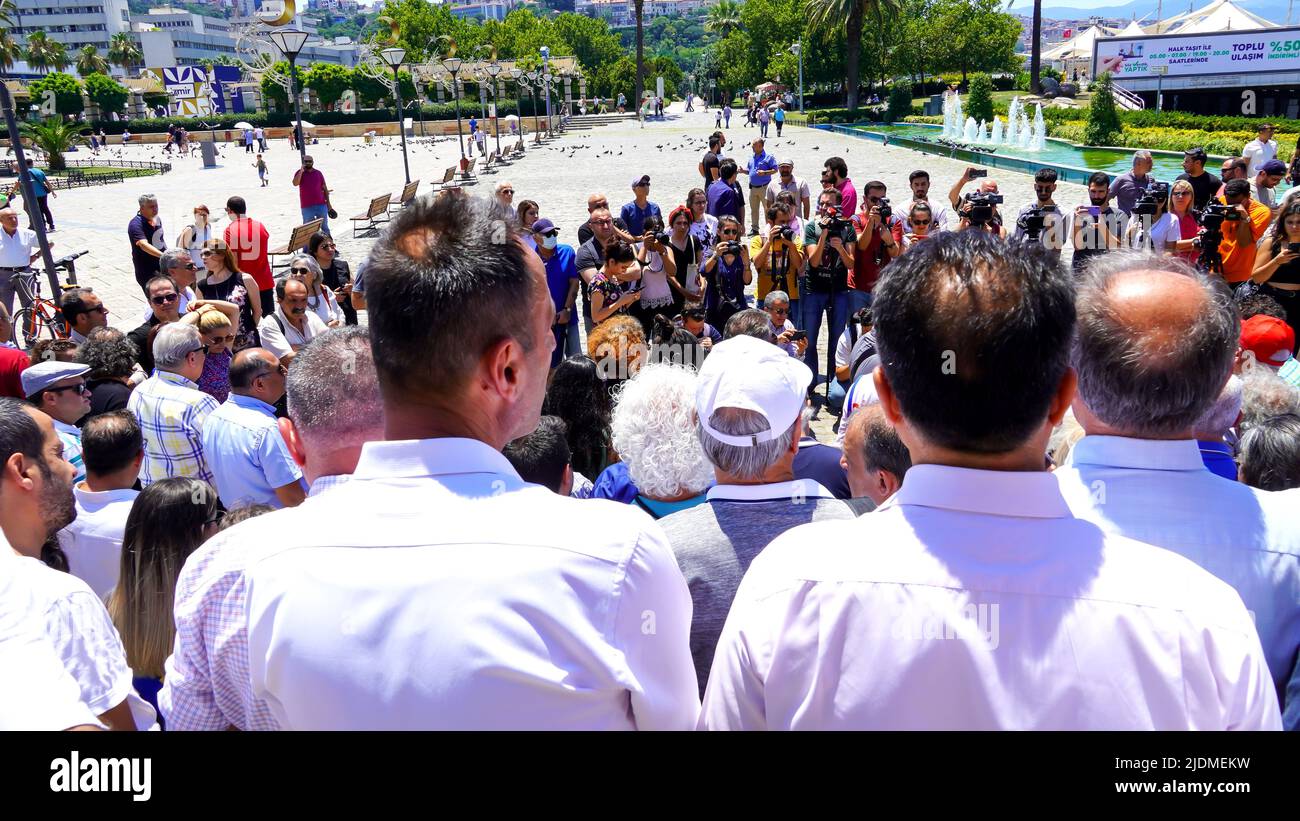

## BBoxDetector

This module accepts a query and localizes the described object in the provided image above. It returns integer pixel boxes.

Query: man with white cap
[23,360,92,483]
[658,335,855,695]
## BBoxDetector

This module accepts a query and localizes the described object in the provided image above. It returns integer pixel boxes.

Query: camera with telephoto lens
[1132,181,1170,217]
[964,191,1003,225]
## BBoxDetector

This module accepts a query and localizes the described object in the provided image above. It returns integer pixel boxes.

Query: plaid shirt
[127,370,220,487]
[160,475,351,731]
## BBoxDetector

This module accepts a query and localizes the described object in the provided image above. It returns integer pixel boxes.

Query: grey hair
[158,248,192,273]
[138,193,158,207]
[609,363,714,499]
[288,252,322,278]
[1237,413,1300,491]
[1192,373,1243,440]
[152,323,202,369]
[763,290,790,308]
[722,308,777,343]
[1132,150,1153,166]
[1072,251,1238,438]
[697,405,808,481]
[286,327,384,451]
[1238,364,1300,433]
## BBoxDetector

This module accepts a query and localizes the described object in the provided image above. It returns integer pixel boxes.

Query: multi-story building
[448,0,518,21]
[5,0,134,77]
[575,0,712,26]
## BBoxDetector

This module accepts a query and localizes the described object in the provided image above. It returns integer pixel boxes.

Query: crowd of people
[0,110,1298,732]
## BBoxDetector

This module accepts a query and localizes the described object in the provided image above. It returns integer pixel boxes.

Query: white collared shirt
[239,438,699,730]
[58,484,139,600]
[1055,434,1300,705]
[0,225,39,268]
[700,464,1281,730]
[257,307,329,361]
[1243,138,1277,178]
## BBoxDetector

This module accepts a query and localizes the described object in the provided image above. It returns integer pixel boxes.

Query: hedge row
[91,99,540,134]
[1047,123,1256,156]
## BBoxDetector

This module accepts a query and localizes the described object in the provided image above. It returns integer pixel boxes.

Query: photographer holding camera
[630,215,679,334]
[1249,200,1300,337]
[1125,179,1170,251]
[701,216,752,329]
[752,203,805,327]
[1110,150,1154,217]
[950,168,1005,236]
[1149,179,1198,263]
[1013,169,1067,257]
[1216,178,1273,284]
[848,181,903,313]
[1071,172,1125,273]
[803,188,857,392]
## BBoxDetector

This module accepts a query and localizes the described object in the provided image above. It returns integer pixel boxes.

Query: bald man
[1055,251,1300,726]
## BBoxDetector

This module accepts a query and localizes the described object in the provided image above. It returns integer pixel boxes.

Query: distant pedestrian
[723,104,732,128]
[254,154,268,187]
[774,105,785,137]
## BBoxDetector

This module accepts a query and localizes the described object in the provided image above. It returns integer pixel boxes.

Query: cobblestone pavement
[16,101,1086,439]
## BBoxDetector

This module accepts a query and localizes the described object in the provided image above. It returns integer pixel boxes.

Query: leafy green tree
[713,31,750,101]
[304,63,353,110]
[705,0,742,37]
[886,79,912,121]
[552,12,623,74]
[0,31,21,77]
[260,61,291,109]
[377,0,459,62]
[1084,72,1123,146]
[930,0,1019,83]
[806,0,899,110]
[25,32,69,75]
[740,0,805,91]
[75,45,109,77]
[108,32,142,73]
[966,73,993,123]
[19,117,87,170]
[28,72,83,117]
[83,72,129,116]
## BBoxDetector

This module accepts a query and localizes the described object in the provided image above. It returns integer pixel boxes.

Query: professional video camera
[964,191,1004,226]
[1016,204,1051,242]
[1132,181,1170,217]
[1191,203,1240,274]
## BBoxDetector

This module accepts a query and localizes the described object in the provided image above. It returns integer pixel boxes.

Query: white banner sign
[1094,27,1300,79]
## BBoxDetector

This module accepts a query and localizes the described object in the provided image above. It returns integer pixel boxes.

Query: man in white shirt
[764,160,811,220]
[0,206,41,315]
[23,360,92,483]
[700,232,1281,731]
[258,277,328,368]
[57,411,141,600]
[162,327,383,730]
[232,196,699,730]
[1242,123,1278,178]
[0,398,154,730]
[1054,251,1300,729]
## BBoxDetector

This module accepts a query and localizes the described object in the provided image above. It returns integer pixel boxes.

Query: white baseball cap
[695,335,812,447]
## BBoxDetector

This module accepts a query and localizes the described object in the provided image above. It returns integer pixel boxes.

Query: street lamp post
[379,46,410,185]
[525,71,542,144]
[790,41,804,114]
[442,54,467,172]
[270,29,310,167]
[412,73,427,137]
[540,46,553,137]
[509,66,525,148]
[483,58,503,158]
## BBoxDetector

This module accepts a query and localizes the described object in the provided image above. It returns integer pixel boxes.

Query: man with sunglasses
[127,275,184,375]
[258,277,330,369]
[1012,168,1067,257]
[621,175,662,237]
[127,323,219,488]
[495,182,515,211]
[23,360,93,483]
[576,206,641,334]
[576,193,632,246]
[202,348,305,510]
[59,288,109,345]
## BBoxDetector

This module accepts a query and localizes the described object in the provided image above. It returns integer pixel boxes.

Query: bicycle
[10,250,89,351]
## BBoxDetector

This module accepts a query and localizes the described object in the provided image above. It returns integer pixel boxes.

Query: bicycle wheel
[12,306,60,352]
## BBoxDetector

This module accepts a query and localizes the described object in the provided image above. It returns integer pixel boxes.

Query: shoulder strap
[272,313,286,336]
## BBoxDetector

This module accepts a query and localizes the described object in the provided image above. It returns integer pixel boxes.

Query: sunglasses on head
[151,293,178,305]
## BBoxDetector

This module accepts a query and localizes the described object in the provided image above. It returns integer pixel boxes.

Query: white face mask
[541,235,558,250]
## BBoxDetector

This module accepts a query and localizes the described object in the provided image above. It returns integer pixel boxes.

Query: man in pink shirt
[222,196,275,317]
[824,156,857,218]
[292,155,334,237]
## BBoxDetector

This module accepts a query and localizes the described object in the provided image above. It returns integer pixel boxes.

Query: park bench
[350,193,392,237]
[269,218,325,264]
[460,157,478,183]
[389,179,419,212]
[434,165,458,192]
[481,150,499,174]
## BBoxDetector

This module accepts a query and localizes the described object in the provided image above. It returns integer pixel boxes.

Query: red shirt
[0,346,29,398]
[297,168,328,208]
[848,213,904,293]
[223,217,273,292]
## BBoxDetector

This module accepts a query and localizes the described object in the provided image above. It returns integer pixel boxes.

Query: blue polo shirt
[27,167,50,198]
[538,243,578,325]
[746,151,778,188]
[200,392,304,508]
[1197,440,1238,482]
[620,200,662,236]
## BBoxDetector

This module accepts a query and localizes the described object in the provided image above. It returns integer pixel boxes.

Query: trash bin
[200,140,217,168]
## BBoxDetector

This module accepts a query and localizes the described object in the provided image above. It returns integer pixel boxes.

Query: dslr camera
[1132,181,1169,217]
[778,226,796,242]
[875,198,892,222]
[822,205,852,233]
[720,240,744,255]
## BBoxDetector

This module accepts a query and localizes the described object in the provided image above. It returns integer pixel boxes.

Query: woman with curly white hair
[608,362,715,519]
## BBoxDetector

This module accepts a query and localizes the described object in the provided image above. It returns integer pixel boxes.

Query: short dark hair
[145,275,178,295]
[859,406,912,480]
[709,134,721,150]
[1238,413,1300,491]
[865,180,886,194]
[226,196,247,216]
[1034,168,1058,185]
[0,397,45,473]
[275,276,307,302]
[364,192,539,399]
[819,187,843,206]
[78,327,138,380]
[604,240,636,265]
[1239,294,1288,322]
[719,158,738,181]
[503,415,571,493]
[1088,171,1111,187]
[723,308,776,343]
[909,170,930,183]
[60,288,98,326]
[824,156,848,179]
[306,231,332,257]
[1224,178,1251,198]
[80,410,142,476]
[873,231,1075,453]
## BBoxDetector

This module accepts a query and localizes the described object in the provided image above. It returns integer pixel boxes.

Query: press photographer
[1214,178,1272,284]
[803,188,858,393]
[752,203,805,326]
[1013,169,1066,255]
[848,181,903,312]
[1071,172,1125,273]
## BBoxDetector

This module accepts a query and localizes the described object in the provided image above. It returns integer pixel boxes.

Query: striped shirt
[160,475,351,731]
[52,419,85,484]
[127,370,220,487]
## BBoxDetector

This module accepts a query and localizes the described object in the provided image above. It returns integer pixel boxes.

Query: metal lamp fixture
[270,29,312,165]
[440,46,467,168]
[483,58,504,158]
[379,46,410,184]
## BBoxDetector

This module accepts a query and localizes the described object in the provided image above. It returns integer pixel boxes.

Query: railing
[46,170,126,189]
[1111,84,1146,111]
[64,159,173,173]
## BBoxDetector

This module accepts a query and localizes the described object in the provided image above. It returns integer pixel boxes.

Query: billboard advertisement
[144,65,245,116]
[1093,26,1300,79]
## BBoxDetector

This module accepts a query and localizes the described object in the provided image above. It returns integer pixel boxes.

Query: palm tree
[24,31,63,75]
[806,0,900,111]
[0,31,21,78]
[634,0,644,116]
[704,0,742,37]
[0,0,12,28]
[107,32,142,75]
[75,44,109,77]
[1028,0,1043,94]
[19,117,87,171]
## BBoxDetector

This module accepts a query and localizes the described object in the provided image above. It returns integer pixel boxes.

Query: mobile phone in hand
[790,330,807,341]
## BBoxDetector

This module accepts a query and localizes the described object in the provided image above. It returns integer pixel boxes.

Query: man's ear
[278,417,307,468]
